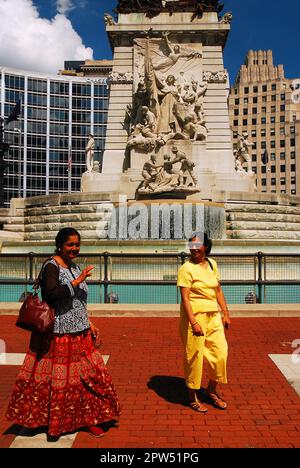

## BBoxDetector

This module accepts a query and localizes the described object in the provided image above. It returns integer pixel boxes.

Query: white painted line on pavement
[269,354,300,397]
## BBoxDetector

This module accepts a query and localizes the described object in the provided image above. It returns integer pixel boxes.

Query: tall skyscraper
[229,50,300,195]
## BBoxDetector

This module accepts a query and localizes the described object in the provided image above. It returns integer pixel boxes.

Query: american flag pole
[67,145,72,194]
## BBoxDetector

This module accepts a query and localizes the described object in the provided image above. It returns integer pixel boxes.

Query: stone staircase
[226,202,300,240]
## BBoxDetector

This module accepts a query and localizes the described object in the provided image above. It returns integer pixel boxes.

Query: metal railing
[0,252,299,304]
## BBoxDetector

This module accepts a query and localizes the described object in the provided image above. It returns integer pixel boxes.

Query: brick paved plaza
[1,315,300,448]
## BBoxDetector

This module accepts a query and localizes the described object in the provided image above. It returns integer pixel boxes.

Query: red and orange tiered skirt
[6,329,120,436]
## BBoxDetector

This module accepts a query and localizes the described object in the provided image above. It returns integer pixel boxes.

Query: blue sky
[0,0,299,81]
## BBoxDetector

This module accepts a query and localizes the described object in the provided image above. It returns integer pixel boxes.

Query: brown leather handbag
[16,259,55,334]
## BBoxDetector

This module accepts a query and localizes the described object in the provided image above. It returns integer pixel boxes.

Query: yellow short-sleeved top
[177,258,220,313]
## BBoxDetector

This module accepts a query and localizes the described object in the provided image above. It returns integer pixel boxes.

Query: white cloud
[56,0,74,15]
[0,0,94,74]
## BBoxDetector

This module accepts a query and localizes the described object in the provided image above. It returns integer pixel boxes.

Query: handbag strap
[33,257,55,291]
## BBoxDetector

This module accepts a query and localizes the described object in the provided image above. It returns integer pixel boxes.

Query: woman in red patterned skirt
[6,228,120,439]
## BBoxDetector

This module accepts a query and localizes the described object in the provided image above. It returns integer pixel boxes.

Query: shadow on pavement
[147,375,189,407]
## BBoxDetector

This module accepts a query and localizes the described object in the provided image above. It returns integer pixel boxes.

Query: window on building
[280,165,286,172]
[271,178,276,185]
[271,153,276,161]
[262,107,267,113]
[271,141,276,148]
[261,129,266,137]
[234,120,238,126]
[244,98,249,104]
[253,108,257,114]
[243,119,248,126]
[280,177,286,184]
[253,96,258,103]
[234,109,239,116]
[235,99,240,105]
[290,126,295,134]
[252,154,257,162]
[252,130,257,137]
[244,87,249,94]
[262,166,267,174]
[261,141,266,149]
[271,116,276,123]
[271,106,276,113]
[253,86,258,93]
[271,166,276,173]
[262,179,267,186]
[280,115,285,122]
[280,140,285,148]
[291,139,296,147]
[272,84,276,91]
[262,85,267,92]
[291,164,296,172]
[243,109,248,115]
[252,118,257,125]
[292,190,296,195]
[291,177,296,184]
[291,151,296,159]
[280,152,286,160]
[281,93,286,100]
[271,95,276,101]
[280,127,285,135]
[261,117,266,124]
[280,105,286,112]
[270,128,275,136]
[262,96,267,103]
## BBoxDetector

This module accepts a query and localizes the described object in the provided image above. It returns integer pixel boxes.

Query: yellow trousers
[180,311,228,390]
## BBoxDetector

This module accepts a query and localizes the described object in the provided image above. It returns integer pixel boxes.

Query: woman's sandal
[190,400,208,413]
[206,392,227,410]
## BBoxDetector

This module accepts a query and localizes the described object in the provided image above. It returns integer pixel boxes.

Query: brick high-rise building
[229,50,300,195]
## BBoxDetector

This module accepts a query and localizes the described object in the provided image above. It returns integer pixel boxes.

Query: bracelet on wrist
[191,322,198,327]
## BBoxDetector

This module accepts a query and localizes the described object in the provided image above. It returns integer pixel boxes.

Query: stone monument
[81,0,256,199]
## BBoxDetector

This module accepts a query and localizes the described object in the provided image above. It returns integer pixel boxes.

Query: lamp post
[14,128,22,198]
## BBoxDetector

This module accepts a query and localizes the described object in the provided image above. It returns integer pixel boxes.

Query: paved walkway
[1,315,300,448]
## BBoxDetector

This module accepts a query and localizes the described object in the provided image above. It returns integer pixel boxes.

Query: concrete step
[227,212,300,223]
[3,224,25,232]
[227,229,300,240]
[227,221,300,232]
[1,303,300,318]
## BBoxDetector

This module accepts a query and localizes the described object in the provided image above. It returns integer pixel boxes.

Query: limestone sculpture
[85,134,95,173]
[235,133,254,174]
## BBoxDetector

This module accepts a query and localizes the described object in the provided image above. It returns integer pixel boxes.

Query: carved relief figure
[171,146,197,186]
[104,13,115,25]
[154,32,202,72]
[156,74,182,134]
[220,12,233,24]
[140,154,162,191]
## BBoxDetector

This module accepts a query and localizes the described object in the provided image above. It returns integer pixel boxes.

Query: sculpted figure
[156,74,182,134]
[127,106,157,152]
[235,133,254,174]
[171,146,197,186]
[104,13,115,25]
[140,154,162,191]
[154,32,202,71]
[85,134,95,173]
[220,12,233,24]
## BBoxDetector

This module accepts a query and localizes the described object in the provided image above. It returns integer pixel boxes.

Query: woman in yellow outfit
[177,233,231,413]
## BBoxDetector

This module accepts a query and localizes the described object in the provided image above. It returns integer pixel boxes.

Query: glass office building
[0,64,111,206]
